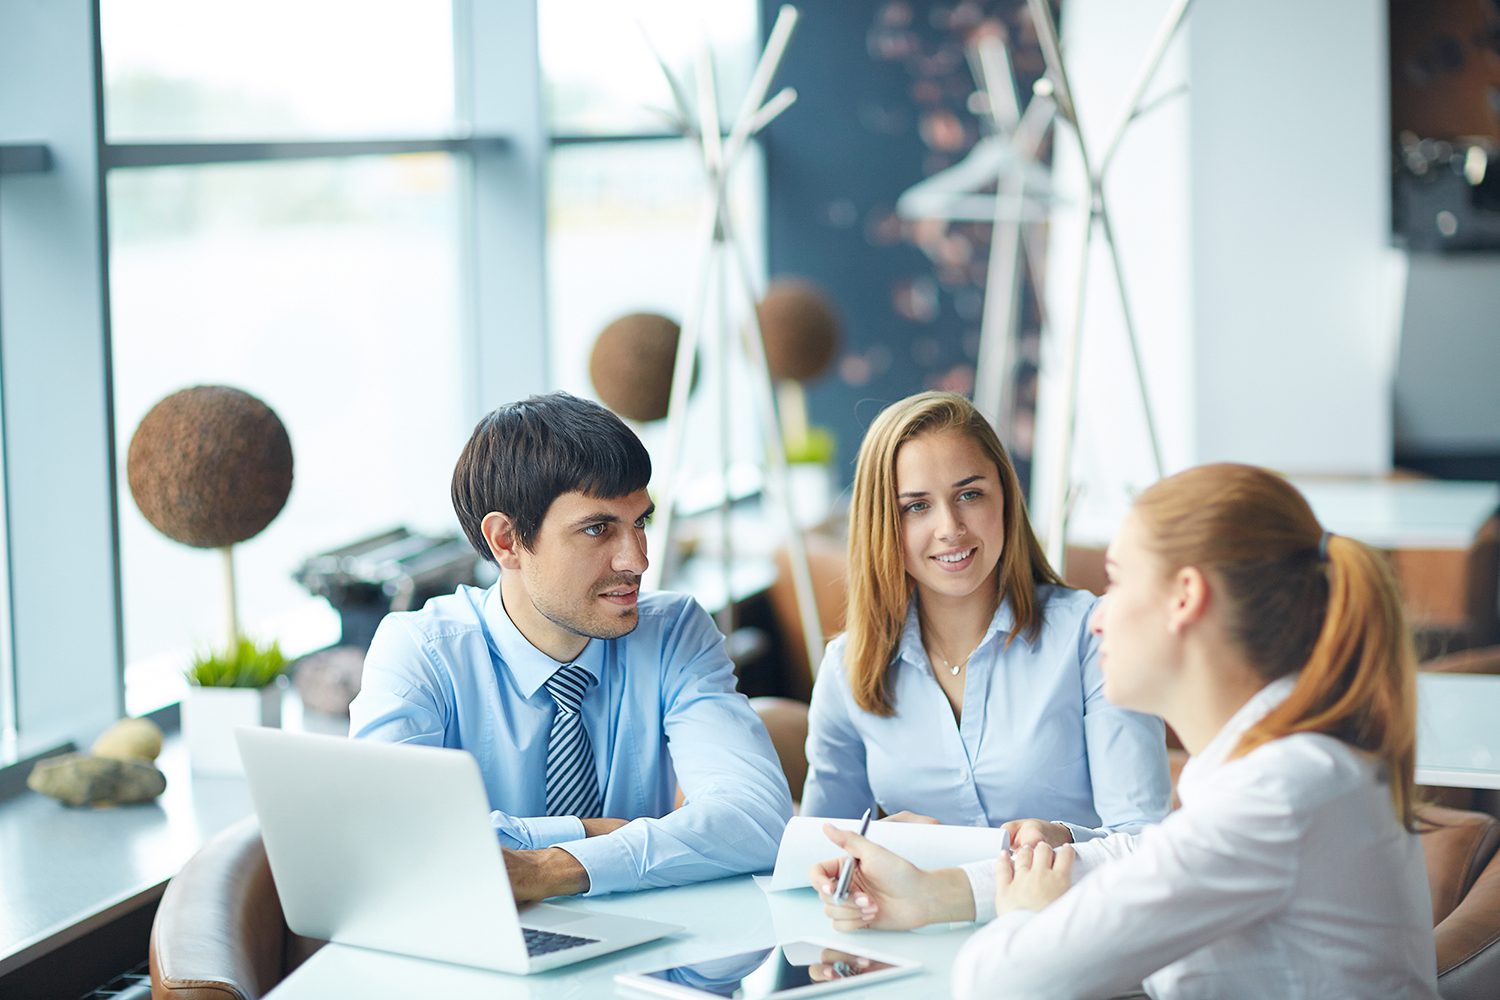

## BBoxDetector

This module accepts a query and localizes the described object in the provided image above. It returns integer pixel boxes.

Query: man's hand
[995,842,1073,917]
[1001,818,1074,849]
[807,824,974,931]
[503,847,590,902]
[882,810,940,824]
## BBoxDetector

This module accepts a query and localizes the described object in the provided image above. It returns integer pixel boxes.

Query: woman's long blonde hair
[844,392,1063,715]
[1133,463,1418,828]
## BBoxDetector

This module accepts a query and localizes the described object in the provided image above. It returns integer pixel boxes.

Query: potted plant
[126,385,296,777]
[182,636,288,775]
[784,424,838,528]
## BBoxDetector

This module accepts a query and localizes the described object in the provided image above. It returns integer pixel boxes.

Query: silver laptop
[236,727,680,974]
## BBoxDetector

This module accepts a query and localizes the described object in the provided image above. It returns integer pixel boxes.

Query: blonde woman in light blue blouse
[801,392,1169,844]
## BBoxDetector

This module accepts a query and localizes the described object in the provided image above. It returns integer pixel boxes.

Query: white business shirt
[955,675,1439,999]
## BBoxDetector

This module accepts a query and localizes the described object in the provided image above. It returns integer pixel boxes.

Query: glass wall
[540,0,766,492]
[107,156,469,712]
[101,1,474,714]
[101,0,454,141]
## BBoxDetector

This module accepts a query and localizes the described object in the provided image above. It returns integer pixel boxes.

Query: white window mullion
[0,0,125,757]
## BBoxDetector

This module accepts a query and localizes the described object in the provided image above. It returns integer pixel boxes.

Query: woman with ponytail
[808,463,1438,999]
[801,392,1169,841]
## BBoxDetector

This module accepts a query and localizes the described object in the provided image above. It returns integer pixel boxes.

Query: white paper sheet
[766,815,1010,891]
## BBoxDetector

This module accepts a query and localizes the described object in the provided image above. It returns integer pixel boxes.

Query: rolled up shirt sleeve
[490,812,586,851]
[554,598,793,895]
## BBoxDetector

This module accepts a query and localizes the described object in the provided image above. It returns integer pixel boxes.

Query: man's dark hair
[451,392,652,559]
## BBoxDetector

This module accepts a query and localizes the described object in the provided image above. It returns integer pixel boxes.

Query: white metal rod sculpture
[897,33,1059,444]
[640,5,825,678]
[1025,0,1193,567]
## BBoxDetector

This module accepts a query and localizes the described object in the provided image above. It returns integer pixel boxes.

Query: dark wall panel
[760,0,1045,487]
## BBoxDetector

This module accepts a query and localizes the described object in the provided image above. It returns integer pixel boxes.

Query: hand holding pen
[809,811,979,931]
[832,808,872,904]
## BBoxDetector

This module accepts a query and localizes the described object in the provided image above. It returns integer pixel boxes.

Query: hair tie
[1317,531,1333,562]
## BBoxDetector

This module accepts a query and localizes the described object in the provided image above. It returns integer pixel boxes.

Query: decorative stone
[126,385,293,549]
[292,645,367,716]
[589,312,684,422]
[757,278,841,383]
[28,752,167,808]
[91,717,164,762]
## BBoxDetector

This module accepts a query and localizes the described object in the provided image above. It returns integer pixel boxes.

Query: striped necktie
[543,664,602,818]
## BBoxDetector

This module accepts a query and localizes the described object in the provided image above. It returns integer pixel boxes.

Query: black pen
[832,807,873,904]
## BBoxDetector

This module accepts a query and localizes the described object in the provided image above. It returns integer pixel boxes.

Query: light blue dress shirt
[801,584,1170,842]
[349,584,793,895]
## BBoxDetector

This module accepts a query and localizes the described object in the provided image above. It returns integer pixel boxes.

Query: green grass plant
[185,636,288,688]
[784,425,836,465]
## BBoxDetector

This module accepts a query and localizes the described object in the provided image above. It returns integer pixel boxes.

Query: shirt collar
[896,591,1030,672]
[483,582,604,699]
[1178,673,1299,788]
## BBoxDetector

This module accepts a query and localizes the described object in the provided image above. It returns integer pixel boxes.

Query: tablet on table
[614,939,921,999]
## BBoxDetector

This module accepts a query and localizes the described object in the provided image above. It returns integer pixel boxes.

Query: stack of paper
[765,816,1010,891]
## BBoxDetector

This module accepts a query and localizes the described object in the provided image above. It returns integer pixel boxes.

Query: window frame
[0,0,546,772]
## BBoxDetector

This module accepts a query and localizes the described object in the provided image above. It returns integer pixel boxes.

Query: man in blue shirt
[350,393,793,901]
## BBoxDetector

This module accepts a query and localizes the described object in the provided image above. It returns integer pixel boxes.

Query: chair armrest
[1436,847,1500,999]
[149,818,295,1000]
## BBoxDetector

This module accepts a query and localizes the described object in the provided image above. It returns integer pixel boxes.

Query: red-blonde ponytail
[1133,464,1418,829]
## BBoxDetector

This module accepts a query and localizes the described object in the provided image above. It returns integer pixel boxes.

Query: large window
[108,157,469,712]
[102,2,477,715]
[0,1,545,757]
[539,0,757,136]
[0,0,766,756]
[539,0,766,496]
[100,0,455,142]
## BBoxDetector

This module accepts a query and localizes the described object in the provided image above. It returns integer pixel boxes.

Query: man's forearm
[581,817,629,837]
[504,847,591,901]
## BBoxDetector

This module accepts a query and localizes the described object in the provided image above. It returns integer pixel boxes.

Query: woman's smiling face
[894,429,1005,608]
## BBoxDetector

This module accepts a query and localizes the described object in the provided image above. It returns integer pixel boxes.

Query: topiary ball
[757,278,841,383]
[589,312,684,423]
[127,386,293,549]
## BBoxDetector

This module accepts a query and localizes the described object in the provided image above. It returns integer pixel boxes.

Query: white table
[1416,672,1500,790]
[264,876,976,999]
[1069,477,1498,552]
[1290,478,1499,550]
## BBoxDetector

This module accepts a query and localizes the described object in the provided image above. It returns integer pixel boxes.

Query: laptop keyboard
[522,926,599,957]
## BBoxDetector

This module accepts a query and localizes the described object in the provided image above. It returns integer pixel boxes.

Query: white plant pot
[183,682,283,776]
[787,462,835,529]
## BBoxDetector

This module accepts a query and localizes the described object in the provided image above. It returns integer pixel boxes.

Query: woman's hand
[807,824,975,931]
[1001,818,1074,849]
[807,948,873,982]
[995,842,1074,917]
[883,810,940,824]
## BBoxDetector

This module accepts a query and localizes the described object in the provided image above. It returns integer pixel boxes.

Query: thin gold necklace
[922,617,984,677]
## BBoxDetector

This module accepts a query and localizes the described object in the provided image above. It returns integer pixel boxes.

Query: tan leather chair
[1421,805,1500,999]
[1396,513,1500,656]
[750,696,810,807]
[768,535,848,702]
[149,817,323,1000]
